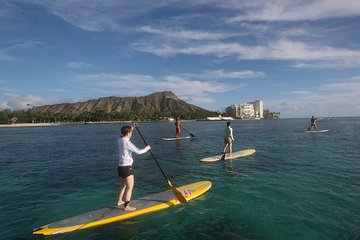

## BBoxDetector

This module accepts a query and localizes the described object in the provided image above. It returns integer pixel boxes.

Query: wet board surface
[32,181,212,236]
[200,149,256,163]
[162,136,191,141]
[305,129,329,133]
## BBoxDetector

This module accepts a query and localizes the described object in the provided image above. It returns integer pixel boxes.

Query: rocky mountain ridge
[30,91,216,119]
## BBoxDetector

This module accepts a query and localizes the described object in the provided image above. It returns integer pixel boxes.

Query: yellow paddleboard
[200,149,256,163]
[32,181,212,236]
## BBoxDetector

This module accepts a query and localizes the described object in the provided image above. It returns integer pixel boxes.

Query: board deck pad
[305,129,329,133]
[162,136,191,141]
[32,181,211,235]
[200,149,256,163]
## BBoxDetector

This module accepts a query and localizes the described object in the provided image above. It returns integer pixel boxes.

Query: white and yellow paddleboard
[32,181,212,236]
[305,129,329,133]
[200,149,256,163]
[162,136,191,141]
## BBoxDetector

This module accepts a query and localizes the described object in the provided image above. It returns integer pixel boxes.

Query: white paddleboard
[305,129,329,133]
[200,149,256,163]
[162,136,191,141]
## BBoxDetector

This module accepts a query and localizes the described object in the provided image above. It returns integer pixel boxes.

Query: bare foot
[117,201,124,207]
[123,205,136,211]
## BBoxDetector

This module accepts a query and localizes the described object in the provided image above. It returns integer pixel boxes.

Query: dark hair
[227,121,231,127]
[121,126,132,137]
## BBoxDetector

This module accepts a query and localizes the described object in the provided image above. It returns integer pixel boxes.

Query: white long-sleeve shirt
[118,137,150,166]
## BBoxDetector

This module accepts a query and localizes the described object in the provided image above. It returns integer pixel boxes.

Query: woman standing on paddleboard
[118,124,151,211]
[223,121,235,157]
[175,118,182,138]
[309,116,318,131]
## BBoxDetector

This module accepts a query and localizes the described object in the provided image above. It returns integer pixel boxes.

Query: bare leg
[229,142,233,156]
[123,175,136,211]
[117,180,126,206]
[223,143,229,154]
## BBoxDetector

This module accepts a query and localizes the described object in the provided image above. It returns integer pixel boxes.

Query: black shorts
[118,166,133,178]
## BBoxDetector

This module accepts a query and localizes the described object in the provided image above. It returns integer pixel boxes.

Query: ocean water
[1,118,359,240]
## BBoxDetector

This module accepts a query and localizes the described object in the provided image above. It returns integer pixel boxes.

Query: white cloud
[182,95,216,104]
[0,53,15,61]
[321,81,360,91]
[268,77,360,117]
[25,1,121,32]
[66,61,93,69]
[268,92,360,117]
[278,27,314,38]
[139,25,234,40]
[6,0,359,70]
[1,92,50,110]
[22,0,171,32]
[75,72,230,105]
[132,39,360,68]
[132,42,263,58]
[285,90,311,95]
[46,88,69,93]
[26,0,360,29]
[162,75,229,96]
[351,76,360,81]
[183,69,266,79]
[227,0,360,22]
[0,41,45,62]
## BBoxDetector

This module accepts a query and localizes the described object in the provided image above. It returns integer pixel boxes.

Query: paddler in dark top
[223,121,235,156]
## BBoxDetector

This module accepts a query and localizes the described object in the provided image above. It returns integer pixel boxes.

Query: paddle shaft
[221,139,233,160]
[134,126,169,182]
[134,126,187,203]
[180,125,195,137]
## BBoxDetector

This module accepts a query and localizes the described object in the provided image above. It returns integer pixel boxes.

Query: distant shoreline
[0,121,147,128]
[0,118,284,128]
[0,123,61,128]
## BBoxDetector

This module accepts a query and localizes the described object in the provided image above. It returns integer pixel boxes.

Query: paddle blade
[168,180,187,203]
[220,152,226,161]
[190,133,195,138]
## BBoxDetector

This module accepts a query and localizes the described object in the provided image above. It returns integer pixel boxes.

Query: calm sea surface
[1,118,359,240]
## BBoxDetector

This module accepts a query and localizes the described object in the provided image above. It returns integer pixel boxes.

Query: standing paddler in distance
[309,116,318,131]
[223,121,235,157]
[117,123,151,211]
[175,117,182,138]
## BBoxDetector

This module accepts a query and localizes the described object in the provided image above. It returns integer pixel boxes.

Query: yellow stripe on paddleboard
[33,181,212,235]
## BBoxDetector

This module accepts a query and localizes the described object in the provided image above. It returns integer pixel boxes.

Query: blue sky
[1,0,360,118]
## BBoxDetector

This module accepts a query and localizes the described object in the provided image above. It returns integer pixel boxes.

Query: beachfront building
[225,100,265,119]
[253,100,264,119]
[239,103,255,118]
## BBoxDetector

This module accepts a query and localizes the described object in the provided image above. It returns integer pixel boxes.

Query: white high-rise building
[225,100,264,119]
[253,100,264,119]
[239,103,255,118]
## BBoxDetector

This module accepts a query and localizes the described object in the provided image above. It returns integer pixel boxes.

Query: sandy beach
[0,123,61,128]
[0,121,130,128]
